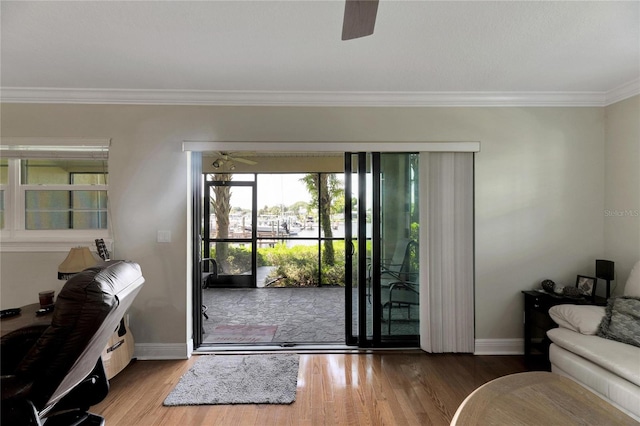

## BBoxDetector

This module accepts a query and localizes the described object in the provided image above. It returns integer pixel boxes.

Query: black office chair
[1,260,145,426]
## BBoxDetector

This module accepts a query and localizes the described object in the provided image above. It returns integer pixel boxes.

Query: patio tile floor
[201,287,419,345]
[202,287,347,343]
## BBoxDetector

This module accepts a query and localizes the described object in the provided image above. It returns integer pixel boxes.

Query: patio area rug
[163,354,299,405]
[206,324,278,343]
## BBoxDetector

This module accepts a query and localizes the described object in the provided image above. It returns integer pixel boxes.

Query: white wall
[0,103,610,354]
[604,96,640,292]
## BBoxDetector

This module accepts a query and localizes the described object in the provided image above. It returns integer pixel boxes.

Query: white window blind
[420,152,475,353]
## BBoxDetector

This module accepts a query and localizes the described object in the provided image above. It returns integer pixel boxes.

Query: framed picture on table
[576,275,597,299]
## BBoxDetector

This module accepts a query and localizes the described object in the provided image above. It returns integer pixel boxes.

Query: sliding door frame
[186,141,479,352]
[191,152,203,348]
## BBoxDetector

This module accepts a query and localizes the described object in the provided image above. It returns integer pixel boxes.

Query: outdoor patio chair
[201,258,218,320]
[202,258,219,289]
[367,238,418,301]
[383,280,419,334]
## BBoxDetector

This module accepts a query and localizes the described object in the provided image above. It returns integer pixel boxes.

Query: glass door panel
[364,155,374,342]
[379,153,419,342]
[345,153,375,345]
[346,152,419,347]
[345,154,359,343]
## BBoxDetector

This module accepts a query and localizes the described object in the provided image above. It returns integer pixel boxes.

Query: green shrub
[260,242,346,287]
[209,245,265,274]
[209,241,347,287]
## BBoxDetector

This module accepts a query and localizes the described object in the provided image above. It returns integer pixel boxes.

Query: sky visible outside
[228,173,349,212]
[229,174,311,210]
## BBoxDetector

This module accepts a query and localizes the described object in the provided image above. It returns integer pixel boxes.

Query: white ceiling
[1,1,638,106]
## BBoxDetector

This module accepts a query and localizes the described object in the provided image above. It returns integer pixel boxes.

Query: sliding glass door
[345,152,420,347]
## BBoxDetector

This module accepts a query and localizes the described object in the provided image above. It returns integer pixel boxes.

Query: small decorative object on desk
[0,308,21,319]
[541,279,555,293]
[562,285,583,298]
[38,290,55,308]
[576,275,597,298]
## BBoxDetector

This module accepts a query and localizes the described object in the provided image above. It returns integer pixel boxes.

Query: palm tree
[211,173,232,271]
[301,173,344,266]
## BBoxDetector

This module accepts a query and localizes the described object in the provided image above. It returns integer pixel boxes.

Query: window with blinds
[0,139,110,247]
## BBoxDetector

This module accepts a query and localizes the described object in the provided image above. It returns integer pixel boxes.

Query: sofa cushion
[549,304,605,335]
[597,296,640,348]
[547,327,640,387]
[624,260,640,297]
[549,344,640,419]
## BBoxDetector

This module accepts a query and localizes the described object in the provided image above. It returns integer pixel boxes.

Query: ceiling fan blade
[230,156,257,166]
[342,0,379,40]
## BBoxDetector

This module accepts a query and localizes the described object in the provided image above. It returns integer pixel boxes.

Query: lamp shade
[595,259,615,281]
[58,247,97,279]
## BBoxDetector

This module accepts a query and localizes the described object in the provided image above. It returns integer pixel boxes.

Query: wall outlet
[157,230,172,243]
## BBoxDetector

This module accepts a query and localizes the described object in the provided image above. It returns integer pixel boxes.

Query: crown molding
[605,78,640,106]
[0,84,637,107]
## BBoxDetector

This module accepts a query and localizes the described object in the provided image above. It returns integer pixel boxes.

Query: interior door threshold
[193,344,422,354]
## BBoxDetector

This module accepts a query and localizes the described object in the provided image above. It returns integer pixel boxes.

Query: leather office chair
[1,260,145,425]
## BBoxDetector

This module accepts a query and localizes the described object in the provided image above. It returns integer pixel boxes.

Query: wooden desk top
[451,371,638,425]
[1,303,52,337]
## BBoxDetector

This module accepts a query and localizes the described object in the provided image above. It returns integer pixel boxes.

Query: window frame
[0,139,110,252]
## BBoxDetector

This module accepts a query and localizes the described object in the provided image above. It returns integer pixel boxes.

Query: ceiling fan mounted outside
[342,0,379,40]
[211,152,257,170]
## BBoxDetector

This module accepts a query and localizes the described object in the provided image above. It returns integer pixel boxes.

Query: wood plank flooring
[92,352,527,425]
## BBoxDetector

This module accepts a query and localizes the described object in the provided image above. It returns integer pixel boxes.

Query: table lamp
[58,247,97,280]
[595,259,614,299]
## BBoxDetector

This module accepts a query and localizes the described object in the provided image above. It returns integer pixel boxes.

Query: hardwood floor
[92,352,527,425]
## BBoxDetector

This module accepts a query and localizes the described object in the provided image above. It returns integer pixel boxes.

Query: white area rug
[163,354,299,405]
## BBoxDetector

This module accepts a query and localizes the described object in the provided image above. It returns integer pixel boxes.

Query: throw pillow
[548,305,605,335]
[597,296,640,348]
[623,260,640,297]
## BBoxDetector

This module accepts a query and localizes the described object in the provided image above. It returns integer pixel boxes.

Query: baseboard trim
[135,342,192,360]
[474,339,524,355]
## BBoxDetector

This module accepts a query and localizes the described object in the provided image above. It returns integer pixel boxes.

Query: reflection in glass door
[204,175,256,287]
[345,153,420,347]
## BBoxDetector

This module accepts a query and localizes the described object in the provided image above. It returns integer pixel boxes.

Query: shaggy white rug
[163,354,299,405]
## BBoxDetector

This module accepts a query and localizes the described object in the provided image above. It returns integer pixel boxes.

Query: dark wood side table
[522,290,607,370]
[0,303,52,336]
[1,303,134,380]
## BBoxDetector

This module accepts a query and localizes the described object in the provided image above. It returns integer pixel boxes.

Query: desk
[1,303,134,379]
[0,303,51,336]
[451,372,637,425]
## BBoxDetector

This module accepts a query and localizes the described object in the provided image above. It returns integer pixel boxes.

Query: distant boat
[244,221,300,236]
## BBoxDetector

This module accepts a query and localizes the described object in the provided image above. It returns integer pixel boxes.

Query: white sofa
[547,260,640,420]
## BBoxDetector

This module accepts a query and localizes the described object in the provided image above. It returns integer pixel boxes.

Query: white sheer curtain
[420,152,475,353]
